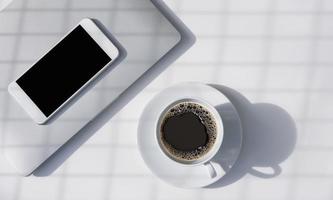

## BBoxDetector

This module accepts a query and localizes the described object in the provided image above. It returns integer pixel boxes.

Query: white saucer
[137,82,242,188]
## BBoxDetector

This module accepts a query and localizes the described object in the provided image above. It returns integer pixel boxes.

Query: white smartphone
[8,18,120,125]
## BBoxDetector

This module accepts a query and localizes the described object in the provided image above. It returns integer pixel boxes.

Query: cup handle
[204,161,225,179]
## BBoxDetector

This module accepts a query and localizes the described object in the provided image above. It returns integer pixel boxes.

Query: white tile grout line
[1,0,28,199]
[255,0,277,101]
[286,0,325,199]
[102,1,120,199]
[55,1,72,200]
[212,0,230,84]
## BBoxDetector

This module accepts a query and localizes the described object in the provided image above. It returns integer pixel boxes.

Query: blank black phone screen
[16,25,112,117]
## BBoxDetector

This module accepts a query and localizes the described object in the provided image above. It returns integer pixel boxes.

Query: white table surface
[1,0,333,199]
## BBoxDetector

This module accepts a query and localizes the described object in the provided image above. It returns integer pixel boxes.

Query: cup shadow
[32,0,195,176]
[207,85,297,188]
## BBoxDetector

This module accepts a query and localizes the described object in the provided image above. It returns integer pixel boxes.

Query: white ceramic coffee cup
[156,98,224,178]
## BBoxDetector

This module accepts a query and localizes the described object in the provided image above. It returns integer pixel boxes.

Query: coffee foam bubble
[160,102,217,162]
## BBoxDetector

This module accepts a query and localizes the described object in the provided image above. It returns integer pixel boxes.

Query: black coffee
[160,101,217,162]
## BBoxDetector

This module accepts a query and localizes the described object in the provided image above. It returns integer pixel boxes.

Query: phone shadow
[32,0,195,176]
[206,85,297,188]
